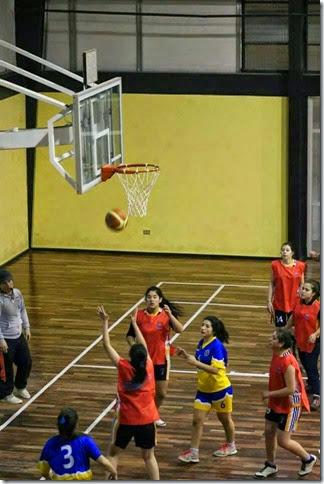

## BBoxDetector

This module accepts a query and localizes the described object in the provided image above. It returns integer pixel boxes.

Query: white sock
[190,448,199,453]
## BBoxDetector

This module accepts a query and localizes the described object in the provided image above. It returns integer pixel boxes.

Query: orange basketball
[105,208,128,231]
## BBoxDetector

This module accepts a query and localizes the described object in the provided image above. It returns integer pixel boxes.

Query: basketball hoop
[101,163,160,217]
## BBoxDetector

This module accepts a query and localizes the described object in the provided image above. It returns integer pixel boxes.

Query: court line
[0,282,164,432]
[170,285,225,344]
[74,364,270,379]
[161,281,267,288]
[84,399,117,434]
[173,301,266,309]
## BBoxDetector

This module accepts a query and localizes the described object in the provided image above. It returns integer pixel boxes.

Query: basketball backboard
[48,77,123,194]
[0,38,123,194]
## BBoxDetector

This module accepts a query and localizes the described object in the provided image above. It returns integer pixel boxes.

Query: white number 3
[61,445,74,469]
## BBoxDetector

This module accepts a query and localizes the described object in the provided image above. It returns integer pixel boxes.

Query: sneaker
[15,387,31,399]
[298,455,317,476]
[0,393,23,404]
[155,419,166,427]
[310,396,320,411]
[213,443,237,457]
[254,462,278,479]
[178,449,199,463]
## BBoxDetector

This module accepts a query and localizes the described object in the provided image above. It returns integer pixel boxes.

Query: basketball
[105,208,128,230]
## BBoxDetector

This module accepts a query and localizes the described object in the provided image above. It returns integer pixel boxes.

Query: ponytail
[124,344,147,391]
[57,407,78,439]
[205,316,229,343]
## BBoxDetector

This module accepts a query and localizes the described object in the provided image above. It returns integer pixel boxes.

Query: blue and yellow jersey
[38,434,101,480]
[195,337,231,393]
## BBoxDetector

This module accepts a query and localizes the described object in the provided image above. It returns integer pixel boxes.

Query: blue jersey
[38,434,101,480]
[195,337,231,393]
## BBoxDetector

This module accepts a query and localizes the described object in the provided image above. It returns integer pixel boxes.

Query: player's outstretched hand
[176,347,189,358]
[97,305,110,322]
[130,308,138,325]
[163,304,172,317]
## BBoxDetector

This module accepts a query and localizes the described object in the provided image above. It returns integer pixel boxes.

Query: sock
[227,442,235,448]
[302,454,313,463]
[190,448,199,454]
[266,461,276,467]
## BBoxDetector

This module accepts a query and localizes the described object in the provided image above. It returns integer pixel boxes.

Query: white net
[117,164,160,217]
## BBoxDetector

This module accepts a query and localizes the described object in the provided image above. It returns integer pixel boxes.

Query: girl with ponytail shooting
[38,407,117,480]
[126,286,183,427]
[177,316,236,463]
[97,305,160,480]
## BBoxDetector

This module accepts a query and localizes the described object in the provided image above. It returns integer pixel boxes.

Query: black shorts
[274,310,292,327]
[154,362,169,381]
[265,407,301,432]
[114,422,157,449]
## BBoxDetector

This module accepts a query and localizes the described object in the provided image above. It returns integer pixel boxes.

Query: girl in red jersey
[286,279,320,411]
[254,329,316,479]
[267,242,305,328]
[97,306,160,480]
[126,286,183,426]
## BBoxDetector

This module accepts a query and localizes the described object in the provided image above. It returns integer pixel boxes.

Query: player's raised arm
[97,306,120,367]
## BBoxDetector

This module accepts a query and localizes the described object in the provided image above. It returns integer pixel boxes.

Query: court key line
[161,281,267,288]
[74,364,270,379]
[173,300,266,309]
[79,285,226,434]
[0,281,164,433]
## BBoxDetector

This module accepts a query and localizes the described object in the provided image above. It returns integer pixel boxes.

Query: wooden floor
[0,251,320,480]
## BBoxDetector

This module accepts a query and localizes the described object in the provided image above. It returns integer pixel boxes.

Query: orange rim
[101,163,159,181]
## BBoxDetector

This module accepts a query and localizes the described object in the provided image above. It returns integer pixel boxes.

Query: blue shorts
[194,386,233,413]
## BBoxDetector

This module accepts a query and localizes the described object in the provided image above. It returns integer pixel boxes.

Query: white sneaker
[213,443,238,457]
[254,462,278,479]
[15,387,31,399]
[298,455,317,476]
[0,393,23,404]
[155,419,166,427]
[178,449,200,463]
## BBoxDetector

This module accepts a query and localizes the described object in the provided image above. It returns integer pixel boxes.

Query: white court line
[0,282,163,432]
[74,364,270,379]
[173,301,266,309]
[161,281,267,289]
[170,285,225,344]
[84,399,117,434]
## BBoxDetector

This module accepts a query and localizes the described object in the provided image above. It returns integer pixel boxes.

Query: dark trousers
[298,339,320,396]
[0,334,32,399]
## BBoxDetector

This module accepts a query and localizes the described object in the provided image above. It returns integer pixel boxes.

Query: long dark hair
[304,279,320,302]
[57,407,78,439]
[145,286,183,318]
[124,343,148,391]
[204,316,229,343]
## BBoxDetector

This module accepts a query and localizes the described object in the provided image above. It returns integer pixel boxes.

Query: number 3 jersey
[38,434,101,480]
[195,337,231,393]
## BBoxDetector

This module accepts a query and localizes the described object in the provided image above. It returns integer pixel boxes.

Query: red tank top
[293,298,320,352]
[271,259,305,312]
[136,308,171,365]
[117,358,159,425]
[268,350,310,413]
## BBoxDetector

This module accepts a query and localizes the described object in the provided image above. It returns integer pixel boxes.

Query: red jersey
[293,298,320,353]
[116,357,159,425]
[271,259,305,312]
[268,350,310,413]
[136,308,171,365]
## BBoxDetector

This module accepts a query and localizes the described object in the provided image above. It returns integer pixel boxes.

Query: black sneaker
[298,454,317,476]
[254,462,278,479]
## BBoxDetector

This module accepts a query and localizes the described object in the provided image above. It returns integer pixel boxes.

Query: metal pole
[136,0,143,72]
[0,79,67,108]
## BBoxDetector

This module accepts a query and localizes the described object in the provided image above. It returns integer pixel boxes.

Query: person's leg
[155,380,168,409]
[0,339,15,399]
[264,420,278,464]
[107,444,122,478]
[277,430,309,459]
[217,411,235,444]
[304,341,320,396]
[190,408,209,448]
[141,448,159,480]
[13,335,32,390]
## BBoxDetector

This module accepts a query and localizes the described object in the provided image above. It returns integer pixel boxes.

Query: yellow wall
[0,95,28,265]
[33,93,287,257]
